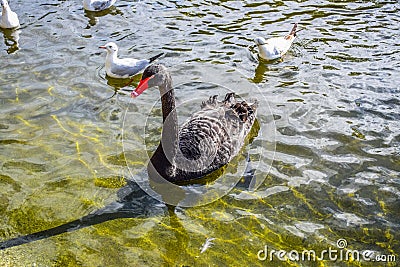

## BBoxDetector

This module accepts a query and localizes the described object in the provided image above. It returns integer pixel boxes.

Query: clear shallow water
[1,0,399,266]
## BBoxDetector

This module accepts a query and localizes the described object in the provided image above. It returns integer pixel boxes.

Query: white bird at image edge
[0,0,19,29]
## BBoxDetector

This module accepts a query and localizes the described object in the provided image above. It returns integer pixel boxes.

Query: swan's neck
[148,79,180,180]
[161,89,176,123]
[159,80,178,152]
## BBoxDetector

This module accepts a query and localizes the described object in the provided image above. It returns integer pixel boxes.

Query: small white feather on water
[200,237,215,253]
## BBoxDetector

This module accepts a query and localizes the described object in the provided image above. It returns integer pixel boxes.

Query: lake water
[1,0,399,266]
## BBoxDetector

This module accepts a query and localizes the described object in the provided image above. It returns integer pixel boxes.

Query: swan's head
[131,64,171,98]
[99,42,118,54]
[254,37,267,46]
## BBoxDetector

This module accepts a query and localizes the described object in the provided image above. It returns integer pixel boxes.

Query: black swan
[131,64,258,183]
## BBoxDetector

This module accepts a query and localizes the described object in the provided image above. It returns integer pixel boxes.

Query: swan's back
[174,93,257,180]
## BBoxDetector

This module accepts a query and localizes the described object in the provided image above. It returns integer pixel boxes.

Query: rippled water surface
[1,0,399,266]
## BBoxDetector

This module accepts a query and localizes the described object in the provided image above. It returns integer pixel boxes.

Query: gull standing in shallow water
[83,0,116,11]
[0,0,19,29]
[99,42,164,79]
[254,23,299,61]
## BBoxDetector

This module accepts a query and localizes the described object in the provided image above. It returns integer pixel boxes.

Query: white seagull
[83,0,116,11]
[0,0,20,29]
[99,42,164,79]
[254,23,298,61]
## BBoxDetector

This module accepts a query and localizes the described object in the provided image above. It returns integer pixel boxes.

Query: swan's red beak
[99,46,106,49]
[131,76,152,98]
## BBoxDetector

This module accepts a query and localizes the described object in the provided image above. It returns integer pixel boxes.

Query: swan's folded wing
[177,109,229,174]
[176,94,257,174]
